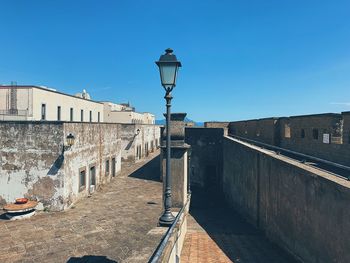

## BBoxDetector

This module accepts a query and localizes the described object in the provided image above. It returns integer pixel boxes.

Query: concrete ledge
[150,195,191,263]
[222,136,350,263]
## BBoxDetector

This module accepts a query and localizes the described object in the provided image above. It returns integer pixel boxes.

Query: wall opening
[41,104,46,120]
[57,106,61,121]
[79,168,86,192]
[105,159,110,176]
[312,129,319,140]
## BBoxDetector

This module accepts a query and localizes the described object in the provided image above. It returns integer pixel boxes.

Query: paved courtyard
[181,188,300,263]
[0,153,166,263]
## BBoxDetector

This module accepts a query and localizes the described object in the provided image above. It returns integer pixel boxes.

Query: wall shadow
[67,255,117,263]
[189,186,300,263]
[128,154,161,182]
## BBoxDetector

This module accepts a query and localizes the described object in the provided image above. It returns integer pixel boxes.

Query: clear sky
[1,1,350,121]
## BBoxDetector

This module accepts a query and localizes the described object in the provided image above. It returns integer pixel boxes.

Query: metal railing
[148,194,191,263]
[228,134,350,178]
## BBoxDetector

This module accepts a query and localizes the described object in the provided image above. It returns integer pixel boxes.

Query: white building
[0,85,155,124]
[0,85,104,122]
[103,102,155,124]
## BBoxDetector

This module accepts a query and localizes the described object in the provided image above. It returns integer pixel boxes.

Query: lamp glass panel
[159,63,178,86]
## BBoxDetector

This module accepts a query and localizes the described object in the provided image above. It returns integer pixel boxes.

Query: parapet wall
[228,112,350,166]
[204,122,229,135]
[222,136,350,263]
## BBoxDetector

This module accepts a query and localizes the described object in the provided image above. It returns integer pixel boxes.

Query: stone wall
[228,118,279,145]
[222,136,350,263]
[204,122,229,135]
[62,122,122,209]
[120,124,161,163]
[0,122,65,210]
[0,121,123,211]
[279,114,349,166]
[184,128,223,189]
[228,112,350,166]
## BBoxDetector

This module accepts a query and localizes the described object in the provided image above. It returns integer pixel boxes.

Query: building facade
[0,85,156,124]
[103,101,155,124]
[0,85,104,122]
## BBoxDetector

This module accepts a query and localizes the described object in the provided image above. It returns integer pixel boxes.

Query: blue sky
[1,1,350,121]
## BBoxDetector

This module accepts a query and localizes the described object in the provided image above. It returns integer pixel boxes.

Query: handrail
[228,134,350,174]
[148,194,191,263]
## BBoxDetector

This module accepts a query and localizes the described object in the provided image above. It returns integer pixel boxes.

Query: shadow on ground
[128,154,161,182]
[67,255,117,263]
[189,186,300,263]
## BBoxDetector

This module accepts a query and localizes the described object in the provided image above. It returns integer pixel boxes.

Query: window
[90,166,96,186]
[41,104,46,120]
[111,158,116,177]
[284,124,291,138]
[312,129,319,140]
[70,108,74,121]
[81,110,84,122]
[57,106,61,121]
[79,169,86,191]
[105,159,110,175]
[89,111,92,122]
[301,129,305,138]
[98,112,100,123]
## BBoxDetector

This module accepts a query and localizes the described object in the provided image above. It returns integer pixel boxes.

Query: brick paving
[181,189,300,263]
[0,152,167,263]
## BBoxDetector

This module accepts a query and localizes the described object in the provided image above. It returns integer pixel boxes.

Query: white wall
[32,88,104,122]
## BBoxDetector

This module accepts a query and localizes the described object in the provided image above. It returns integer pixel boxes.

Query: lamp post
[156,48,182,226]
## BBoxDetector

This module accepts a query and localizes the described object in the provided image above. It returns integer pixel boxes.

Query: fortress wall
[228,113,350,167]
[184,128,223,189]
[222,136,350,263]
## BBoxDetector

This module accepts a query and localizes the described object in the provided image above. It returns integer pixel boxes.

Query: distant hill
[155,118,204,127]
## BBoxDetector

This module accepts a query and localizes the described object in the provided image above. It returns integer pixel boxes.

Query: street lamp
[156,48,182,226]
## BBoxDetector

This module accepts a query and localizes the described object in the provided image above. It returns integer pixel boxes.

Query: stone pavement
[180,188,300,263]
[0,152,167,263]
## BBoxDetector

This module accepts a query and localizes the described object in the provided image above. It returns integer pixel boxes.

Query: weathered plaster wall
[62,123,122,208]
[120,124,160,163]
[222,136,350,263]
[0,122,65,210]
[0,121,123,211]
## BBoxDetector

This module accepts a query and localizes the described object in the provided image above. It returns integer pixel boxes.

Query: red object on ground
[15,198,28,204]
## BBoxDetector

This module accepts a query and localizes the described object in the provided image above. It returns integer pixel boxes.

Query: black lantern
[156,48,182,90]
[135,129,140,136]
[66,133,75,147]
